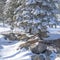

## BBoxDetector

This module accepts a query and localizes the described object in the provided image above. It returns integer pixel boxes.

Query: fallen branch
[17,38,60,50]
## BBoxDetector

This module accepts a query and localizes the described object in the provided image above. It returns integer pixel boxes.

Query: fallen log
[0,30,27,40]
[17,38,60,50]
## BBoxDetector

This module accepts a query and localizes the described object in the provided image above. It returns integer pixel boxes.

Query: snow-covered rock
[30,43,47,54]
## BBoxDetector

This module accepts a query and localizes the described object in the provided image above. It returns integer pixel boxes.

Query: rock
[46,56,50,60]
[4,33,17,40]
[44,50,52,56]
[44,50,52,60]
[30,42,47,54]
[31,55,45,60]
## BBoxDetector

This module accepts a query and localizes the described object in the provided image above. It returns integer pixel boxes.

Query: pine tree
[3,0,59,39]
[3,0,20,30]
[0,0,6,26]
[14,0,59,39]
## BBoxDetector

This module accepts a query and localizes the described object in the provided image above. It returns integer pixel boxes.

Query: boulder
[46,56,51,60]
[44,50,52,60]
[44,50,52,56]
[30,42,47,54]
[31,55,45,60]
[3,33,17,40]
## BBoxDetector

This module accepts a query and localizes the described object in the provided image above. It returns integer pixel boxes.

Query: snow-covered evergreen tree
[14,0,59,39]
[3,0,20,29]
[0,0,6,26]
[4,0,59,39]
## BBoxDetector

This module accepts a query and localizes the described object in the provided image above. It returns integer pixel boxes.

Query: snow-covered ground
[0,35,33,60]
[44,26,60,40]
[0,26,32,60]
[0,39,32,60]
[0,25,60,60]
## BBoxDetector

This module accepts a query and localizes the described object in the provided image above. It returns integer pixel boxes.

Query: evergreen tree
[14,0,59,39]
[0,0,6,26]
[3,0,59,39]
[3,0,20,30]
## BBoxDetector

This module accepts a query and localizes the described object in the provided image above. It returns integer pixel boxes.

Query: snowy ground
[0,35,33,60]
[0,25,60,60]
[44,26,60,40]
[0,25,32,60]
